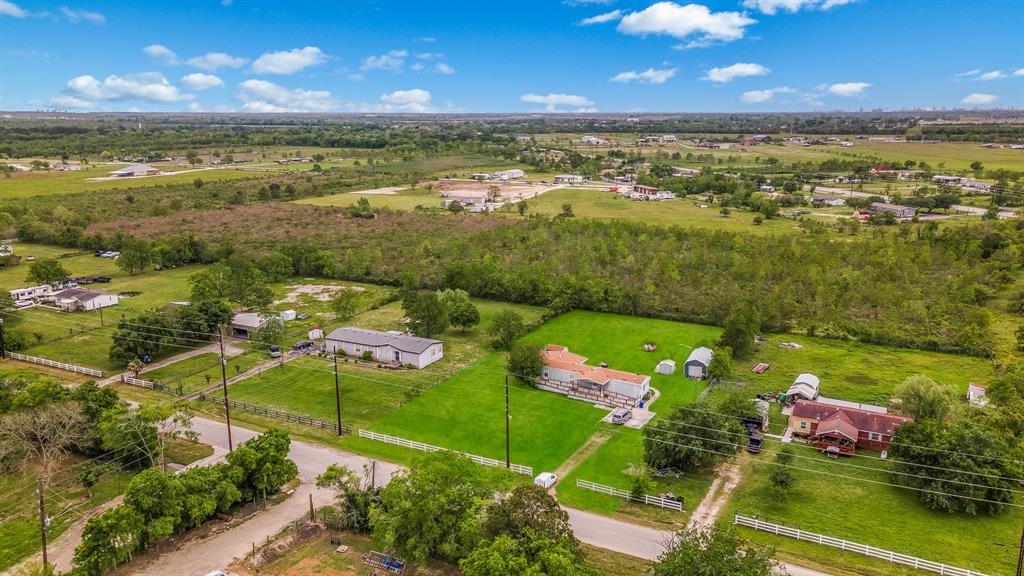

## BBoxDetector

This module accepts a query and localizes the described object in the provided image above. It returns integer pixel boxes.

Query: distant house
[967,383,988,407]
[759,185,775,193]
[840,141,854,147]
[109,164,160,178]
[10,284,54,301]
[660,135,678,143]
[786,373,820,401]
[581,135,606,145]
[326,327,443,369]
[683,347,713,380]
[540,345,651,408]
[49,288,118,312]
[932,175,966,186]
[231,312,282,339]
[493,169,525,181]
[869,202,916,219]
[470,173,490,181]
[962,179,994,192]
[673,167,700,177]
[443,190,490,210]
[53,163,82,171]
[554,174,585,185]
[811,194,846,207]
[655,359,676,375]
[789,399,912,455]
[633,184,659,197]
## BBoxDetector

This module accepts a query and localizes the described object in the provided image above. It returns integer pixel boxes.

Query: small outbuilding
[109,164,160,178]
[684,347,713,380]
[231,312,282,339]
[655,359,676,375]
[787,373,820,401]
[50,288,118,312]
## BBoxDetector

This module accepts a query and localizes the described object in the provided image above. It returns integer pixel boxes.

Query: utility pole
[333,353,342,436]
[0,317,6,359]
[37,478,48,569]
[1016,519,1024,576]
[504,374,511,470]
[219,327,233,452]
[98,306,104,327]
[370,460,376,491]
[309,493,315,521]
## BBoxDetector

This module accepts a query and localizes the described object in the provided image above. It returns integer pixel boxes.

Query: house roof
[686,346,713,366]
[811,194,843,202]
[111,164,158,175]
[326,327,441,354]
[786,382,819,399]
[793,373,820,389]
[52,287,111,303]
[791,399,912,437]
[870,202,914,211]
[231,312,279,330]
[815,411,860,441]
[543,345,649,386]
[657,359,676,367]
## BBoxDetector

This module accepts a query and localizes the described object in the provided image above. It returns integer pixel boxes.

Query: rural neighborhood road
[806,185,1018,219]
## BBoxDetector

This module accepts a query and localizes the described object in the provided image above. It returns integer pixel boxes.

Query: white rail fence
[734,515,989,576]
[358,429,532,476]
[121,375,182,395]
[576,479,684,512]
[7,352,104,377]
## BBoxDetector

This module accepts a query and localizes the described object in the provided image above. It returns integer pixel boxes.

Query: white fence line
[576,479,684,512]
[7,352,104,377]
[358,429,532,476]
[734,515,989,576]
[121,375,181,394]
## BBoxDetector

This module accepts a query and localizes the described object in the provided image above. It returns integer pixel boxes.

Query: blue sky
[1,0,1022,113]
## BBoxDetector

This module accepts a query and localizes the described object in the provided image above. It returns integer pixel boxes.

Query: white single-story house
[493,169,525,181]
[109,164,160,178]
[869,202,916,219]
[811,194,846,207]
[326,327,443,369]
[49,288,118,312]
[684,347,714,380]
[231,312,283,339]
[787,373,821,401]
[539,345,651,408]
[554,174,585,185]
[655,359,676,375]
[759,185,775,193]
[10,284,54,301]
[443,190,490,209]
[581,136,606,145]
[932,175,966,186]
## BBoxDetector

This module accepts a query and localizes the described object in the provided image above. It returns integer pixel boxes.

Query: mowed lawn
[143,351,264,393]
[723,439,1023,576]
[521,188,806,235]
[295,186,441,211]
[715,333,996,407]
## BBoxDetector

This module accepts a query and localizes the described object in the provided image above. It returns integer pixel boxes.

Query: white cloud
[62,72,189,104]
[977,70,1006,81]
[564,0,614,5]
[578,10,622,25]
[434,63,455,75]
[237,79,338,112]
[181,73,224,90]
[954,69,982,79]
[362,50,408,72]
[410,63,425,71]
[0,0,26,17]
[187,52,247,71]
[617,2,757,49]
[827,81,870,97]
[415,52,444,60]
[51,94,95,109]
[1013,68,1024,77]
[521,92,595,112]
[144,44,178,65]
[59,6,104,23]
[251,46,326,75]
[610,67,677,84]
[376,88,435,112]
[961,93,997,105]
[347,73,364,81]
[220,0,232,5]
[704,62,770,83]
[742,0,856,14]
[414,36,437,43]
[740,86,795,103]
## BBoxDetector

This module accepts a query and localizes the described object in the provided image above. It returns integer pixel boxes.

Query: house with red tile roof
[539,344,651,409]
[789,399,912,455]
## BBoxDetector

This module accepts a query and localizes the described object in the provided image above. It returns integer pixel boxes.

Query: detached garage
[684,347,713,380]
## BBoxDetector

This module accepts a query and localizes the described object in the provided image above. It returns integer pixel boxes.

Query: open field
[711,333,996,407]
[518,187,809,234]
[723,438,1023,576]
[295,186,440,210]
[143,351,264,393]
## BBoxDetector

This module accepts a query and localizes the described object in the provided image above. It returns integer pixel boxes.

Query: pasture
[295,186,440,211]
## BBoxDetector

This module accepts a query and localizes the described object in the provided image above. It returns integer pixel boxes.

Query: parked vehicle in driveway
[292,340,314,350]
[534,472,558,489]
[610,408,632,425]
[269,345,282,358]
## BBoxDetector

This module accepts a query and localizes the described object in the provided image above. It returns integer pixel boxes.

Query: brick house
[789,399,912,455]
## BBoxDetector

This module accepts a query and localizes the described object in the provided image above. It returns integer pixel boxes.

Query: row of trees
[72,428,298,575]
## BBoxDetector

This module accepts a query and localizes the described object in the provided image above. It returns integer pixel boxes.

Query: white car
[534,472,558,489]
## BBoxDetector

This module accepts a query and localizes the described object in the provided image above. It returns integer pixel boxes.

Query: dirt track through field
[686,457,744,528]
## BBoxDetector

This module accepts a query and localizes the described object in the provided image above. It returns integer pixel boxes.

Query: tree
[317,463,377,533]
[251,314,285,345]
[627,463,654,499]
[447,201,464,213]
[116,237,152,276]
[256,252,293,282]
[654,525,777,576]
[25,258,69,285]
[459,531,597,576]
[893,375,958,421]
[98,402,160,468]
[481,485,577,551]
[717,305,759,359]
[706,346,732,379]
[644,402,743,472]
[370,451,491,564]
[225,428,298,503]
[124,467,185,544]
[224,257,273,310]
[517,200,528,216]
[193,177,204,189]
[970,161,983,173]
[194,299,233,333]
[449,300,481,333]
[507,342,544,383]
[559,203,575,218]
[402,291,449,338]
[488,309,526,350]
[73,504,145,575]
[109,310,177,366]
[769,448,794,493]
[142,403,196,471]
[0,401,86,487]
[330,288,360,322]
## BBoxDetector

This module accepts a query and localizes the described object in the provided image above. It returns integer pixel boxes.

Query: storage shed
[787,373,821,401]
[684,347,713,380]
[655,359,676,375]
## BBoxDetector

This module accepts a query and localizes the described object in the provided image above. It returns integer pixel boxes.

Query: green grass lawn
[723,439,1023,576]
[519,188,807,235]
[710,333,996,410]
[0,165,270,199]
[143,352,264,393]
[295,186,441,211]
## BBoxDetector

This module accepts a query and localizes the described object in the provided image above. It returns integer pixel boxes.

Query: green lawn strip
[143,352,263,393]
[716,333,996,408]
[0,465,130,570]
[0,166,267,199]
[556,427,715,527]
[295,186,440,211]
[721,439,1022,576]
[164,437,215,466]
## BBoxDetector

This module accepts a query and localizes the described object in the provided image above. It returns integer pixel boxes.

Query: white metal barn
[684,347,714,380]
[655,359,676,375]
